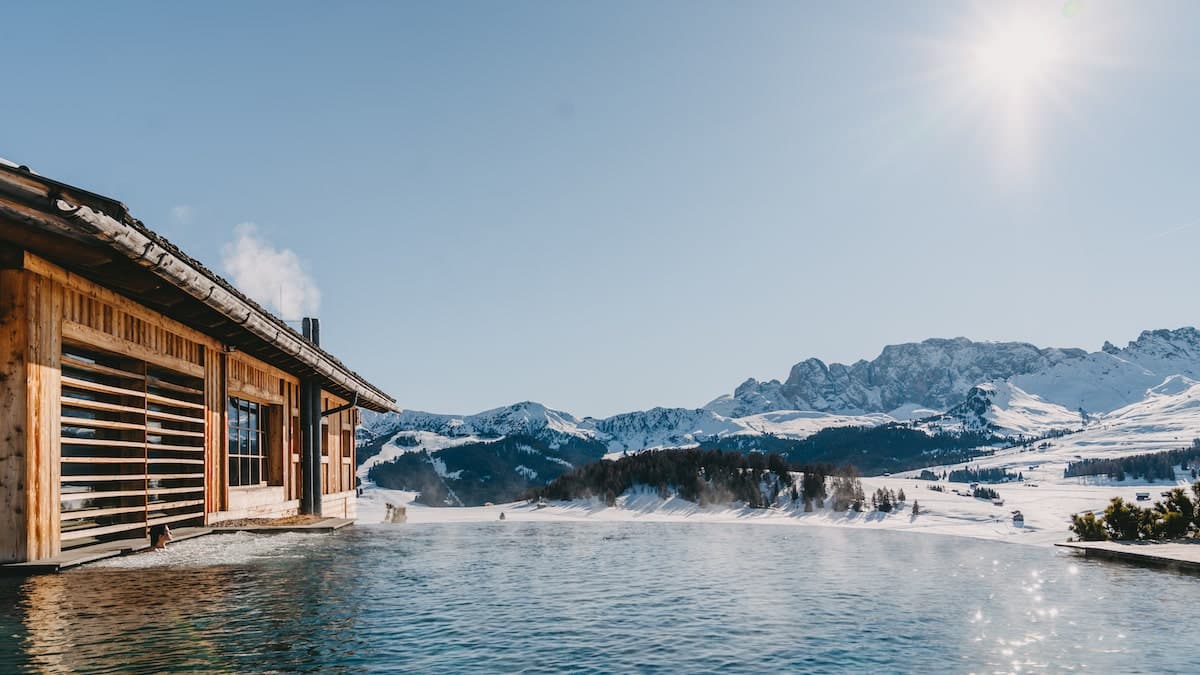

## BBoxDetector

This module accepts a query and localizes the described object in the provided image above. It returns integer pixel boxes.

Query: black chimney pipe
[299,318,323,516]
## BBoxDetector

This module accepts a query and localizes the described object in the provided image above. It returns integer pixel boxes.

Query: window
[228,398,267,487]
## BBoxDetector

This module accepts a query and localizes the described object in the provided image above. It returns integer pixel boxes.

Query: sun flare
[971,18,1063,92]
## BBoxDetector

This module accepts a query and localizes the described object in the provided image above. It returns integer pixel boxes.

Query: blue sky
[4,1,1199,416]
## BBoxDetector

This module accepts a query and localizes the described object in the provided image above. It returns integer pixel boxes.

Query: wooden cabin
[0,162,397,564]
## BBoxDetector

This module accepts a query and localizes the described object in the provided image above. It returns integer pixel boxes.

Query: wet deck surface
[1056,540,1200,572]
[2,519,354,575]
[211,518,354,534]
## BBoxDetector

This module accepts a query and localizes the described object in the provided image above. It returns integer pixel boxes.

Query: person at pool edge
[149,524,173,549]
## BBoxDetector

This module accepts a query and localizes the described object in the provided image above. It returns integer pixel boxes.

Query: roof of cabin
[0,161,397,413]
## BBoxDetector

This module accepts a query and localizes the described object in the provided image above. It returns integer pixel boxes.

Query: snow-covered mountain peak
[1012,327,1200,415]
[934,380,1083,437]
[1121,327,1200,362]
[705,336,1086,418]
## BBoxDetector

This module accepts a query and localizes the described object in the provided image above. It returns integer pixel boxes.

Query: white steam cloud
[221,223,321,319]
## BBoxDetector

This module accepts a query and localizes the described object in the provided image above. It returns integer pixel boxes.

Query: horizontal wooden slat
[146,442,205,452]
[61,456,143,464]
[148,486,205,496]
[63,474,150,482]
[62,395,146,416]
[146,392,205,410]
[146,377,203,397]
[147,511,205,527]
[62,354,146,381]
[145,473,205,480]
[146,427,205,438]
[147,499,204,510]
[61,520,146,542]
[62,375,146,399]
[146,408,204,424]
[147,458,205,465]
[62,416,147,432]
[62,504,147,519]
[62,438,145,449]
[61,489,147,501]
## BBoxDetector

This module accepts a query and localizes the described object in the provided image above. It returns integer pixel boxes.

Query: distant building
[0,162,396,564]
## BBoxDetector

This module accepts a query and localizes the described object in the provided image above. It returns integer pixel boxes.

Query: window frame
[227,397,268,488]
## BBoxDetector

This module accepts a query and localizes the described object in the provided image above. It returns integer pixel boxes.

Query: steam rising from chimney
[221,223,321,320]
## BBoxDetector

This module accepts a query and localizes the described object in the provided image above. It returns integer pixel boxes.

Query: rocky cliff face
[706,337,1086,417]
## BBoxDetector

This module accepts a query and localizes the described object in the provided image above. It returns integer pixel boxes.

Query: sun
[971,17,1064,94]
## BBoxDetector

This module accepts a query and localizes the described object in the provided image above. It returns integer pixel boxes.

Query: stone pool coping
[1056,540,1200,573]
[1,519,354,575]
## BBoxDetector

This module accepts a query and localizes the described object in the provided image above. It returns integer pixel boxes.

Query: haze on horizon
[4,1,1198,417]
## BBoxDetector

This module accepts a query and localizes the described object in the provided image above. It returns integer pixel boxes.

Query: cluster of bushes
[973,486,1000,500]
[916,469,940,481]
[1070,483,1200,541]
[947,467,1020,483]
[1064,441,1200,482]
[534,448,855,509]
[871,487,905,512]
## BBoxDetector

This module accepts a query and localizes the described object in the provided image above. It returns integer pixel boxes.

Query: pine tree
[912,500,919,516]
[897,488,906,503]
[1103,497,1141,540]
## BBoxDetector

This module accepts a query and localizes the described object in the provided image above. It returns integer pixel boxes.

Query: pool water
[1,522,1196,673]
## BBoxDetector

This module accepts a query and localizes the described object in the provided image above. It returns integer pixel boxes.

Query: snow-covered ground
[356,473,1181,548]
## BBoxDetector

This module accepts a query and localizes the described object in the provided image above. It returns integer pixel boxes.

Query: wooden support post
[0,266,62,563]
[203,349,225,519]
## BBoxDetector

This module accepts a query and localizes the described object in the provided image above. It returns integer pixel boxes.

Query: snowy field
[356,475,1178,548]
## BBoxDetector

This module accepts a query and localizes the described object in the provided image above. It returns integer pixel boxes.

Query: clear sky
[4,1,1198,417]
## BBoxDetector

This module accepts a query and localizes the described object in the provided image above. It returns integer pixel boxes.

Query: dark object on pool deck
[499,512,506,521]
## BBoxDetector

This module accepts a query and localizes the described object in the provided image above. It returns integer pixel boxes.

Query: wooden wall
[0,266,62,563]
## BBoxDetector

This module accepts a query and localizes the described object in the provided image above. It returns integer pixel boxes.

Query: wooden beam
[63,321,204,378]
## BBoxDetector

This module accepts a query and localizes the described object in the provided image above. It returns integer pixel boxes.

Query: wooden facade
[0,164,394,564]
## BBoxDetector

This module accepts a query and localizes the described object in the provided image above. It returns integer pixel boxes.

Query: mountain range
[359,327,1200,505]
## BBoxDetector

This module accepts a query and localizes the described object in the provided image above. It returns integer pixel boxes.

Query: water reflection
[0,524,1197,673]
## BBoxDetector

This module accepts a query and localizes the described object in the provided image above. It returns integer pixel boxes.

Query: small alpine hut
[0,161,397,564]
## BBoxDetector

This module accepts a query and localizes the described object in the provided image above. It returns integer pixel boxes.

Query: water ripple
[1,523,1199,673]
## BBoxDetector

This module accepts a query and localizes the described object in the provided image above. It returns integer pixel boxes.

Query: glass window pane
[228,457,239,486]
[239,401,249,427]
[250,456,261,485]
[248,429,259,457]
[240,457,252,485]
[240,429,250,456]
